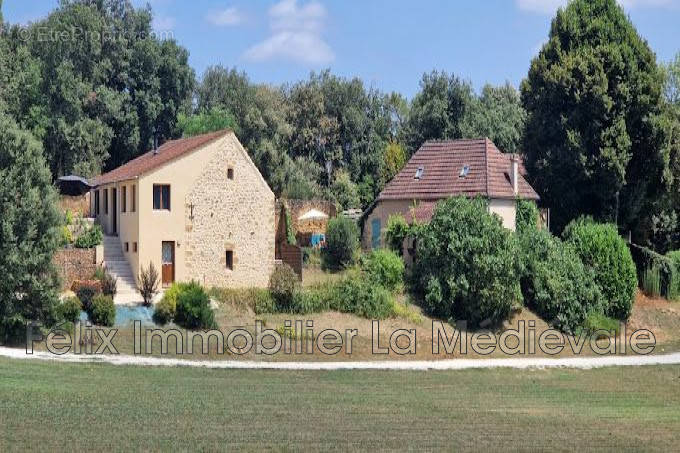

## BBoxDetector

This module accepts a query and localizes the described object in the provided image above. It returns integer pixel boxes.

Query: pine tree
[0,114,61,344]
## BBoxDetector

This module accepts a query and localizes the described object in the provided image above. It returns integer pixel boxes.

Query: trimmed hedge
[520,229,603,333]
[629,244,679,300]
[563,218,637,320]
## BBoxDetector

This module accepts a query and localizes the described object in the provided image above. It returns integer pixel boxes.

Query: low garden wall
[53,247,101,290]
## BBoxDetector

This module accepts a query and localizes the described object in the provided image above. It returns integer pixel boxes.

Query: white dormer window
[459,165,470,178]
[414,167,424,179]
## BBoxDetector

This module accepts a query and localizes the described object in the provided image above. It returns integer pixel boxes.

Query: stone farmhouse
[90,130,275,302]
[361,138,540,251]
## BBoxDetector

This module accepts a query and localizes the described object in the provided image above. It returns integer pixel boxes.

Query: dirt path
[2,346,680,370]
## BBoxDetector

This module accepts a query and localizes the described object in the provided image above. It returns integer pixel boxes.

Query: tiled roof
[93,130,232,185]
[378,138,539,202]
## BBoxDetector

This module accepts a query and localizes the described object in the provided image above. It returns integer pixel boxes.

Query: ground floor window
[226,250,234,270]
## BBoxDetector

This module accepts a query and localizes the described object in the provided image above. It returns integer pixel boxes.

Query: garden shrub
[412,197,521,327]
[174,282,216,329]
[666,250,680,300]
[641,265,662,297]
[57,297,82,324]
[99,267,117,297]
[384,214,410,254]
[269,263,300,310]
[76,285,99,312]
[516,199,539,234]
[583,312,621,336]
[74,224,103,248]
[288,289,328,314]
[361,249,404,293]
[519,228,604,333]
[563,218,637,319]
[59,226,73,247]
[88,294,115,327]
[152,283,188,325]
[330,272,395,319]
[322,216,359,270]
[139,262,160,306]
[629,243,677,299]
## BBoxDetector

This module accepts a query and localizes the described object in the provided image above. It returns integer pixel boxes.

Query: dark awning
[57,175,93,196]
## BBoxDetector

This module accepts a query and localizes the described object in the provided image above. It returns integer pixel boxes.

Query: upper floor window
[227,168,234,180]
[132,185,136,212]
[153,184,171,210]
[122,186,127,213]
[94,190,100,216]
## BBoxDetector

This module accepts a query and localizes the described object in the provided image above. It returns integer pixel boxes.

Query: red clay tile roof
[378,138,539,202]
[93,130,232,186]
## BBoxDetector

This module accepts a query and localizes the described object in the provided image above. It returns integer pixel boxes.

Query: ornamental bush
[174,282,216,329]
[88,295,115,327]
[322,216,359,270]
[563,218,637,320]
[57,297,83,324]
[361,249,404,293]
[76,285,99,312]
[331,271,395,319]
[74,224,103,249]
[269,263,300,311]
[384,214,410,254]
[152,282,189,325]
[519,228,603,333]
[411,197,521,327]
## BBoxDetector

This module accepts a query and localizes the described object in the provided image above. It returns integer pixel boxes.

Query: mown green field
[0,358,678,451]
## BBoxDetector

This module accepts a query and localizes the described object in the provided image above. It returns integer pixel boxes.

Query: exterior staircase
[102,235,141,305]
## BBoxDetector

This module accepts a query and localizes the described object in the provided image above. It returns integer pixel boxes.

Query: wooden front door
[161,241,175,287]
[112,188,117,235]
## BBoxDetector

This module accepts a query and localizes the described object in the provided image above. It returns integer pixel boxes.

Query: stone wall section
[184,137,275,288]
[53,248,97,290]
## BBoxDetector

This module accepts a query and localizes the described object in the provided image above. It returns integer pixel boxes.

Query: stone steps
[102,235,142,305]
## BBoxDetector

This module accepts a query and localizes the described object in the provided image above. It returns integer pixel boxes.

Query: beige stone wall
[489,198,517,231]
[361,199,415,250]
[183,134,275,288]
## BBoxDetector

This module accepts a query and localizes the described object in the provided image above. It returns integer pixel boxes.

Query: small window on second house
[122,186,127,213]
[226,250,234,270]
[94,190,100,216]
[132,184,136,212]
[125,242,129,252]
[227,168,234,180]
[153,184,170,210]
[104,189,109,214]
[414,166,424,180]
[133,242,138,253]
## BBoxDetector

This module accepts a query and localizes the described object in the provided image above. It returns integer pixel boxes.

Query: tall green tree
[405,71,474,152]
[521,0,667,235]
[0,114,61,344]
[461,83,526,154]
[11,0,193,177]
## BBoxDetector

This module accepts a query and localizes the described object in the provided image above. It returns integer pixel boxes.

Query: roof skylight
[459,165,470,178]
[414,166,424,179]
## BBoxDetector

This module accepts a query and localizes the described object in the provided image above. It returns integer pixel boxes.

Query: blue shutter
[371,218,381,249]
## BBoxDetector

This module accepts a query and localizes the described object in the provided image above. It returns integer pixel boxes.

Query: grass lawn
[0,358,678,451]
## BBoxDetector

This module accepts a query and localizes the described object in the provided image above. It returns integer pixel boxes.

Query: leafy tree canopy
[521,0,666,235]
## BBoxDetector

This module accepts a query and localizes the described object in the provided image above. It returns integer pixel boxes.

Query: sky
[3,0,680,98]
